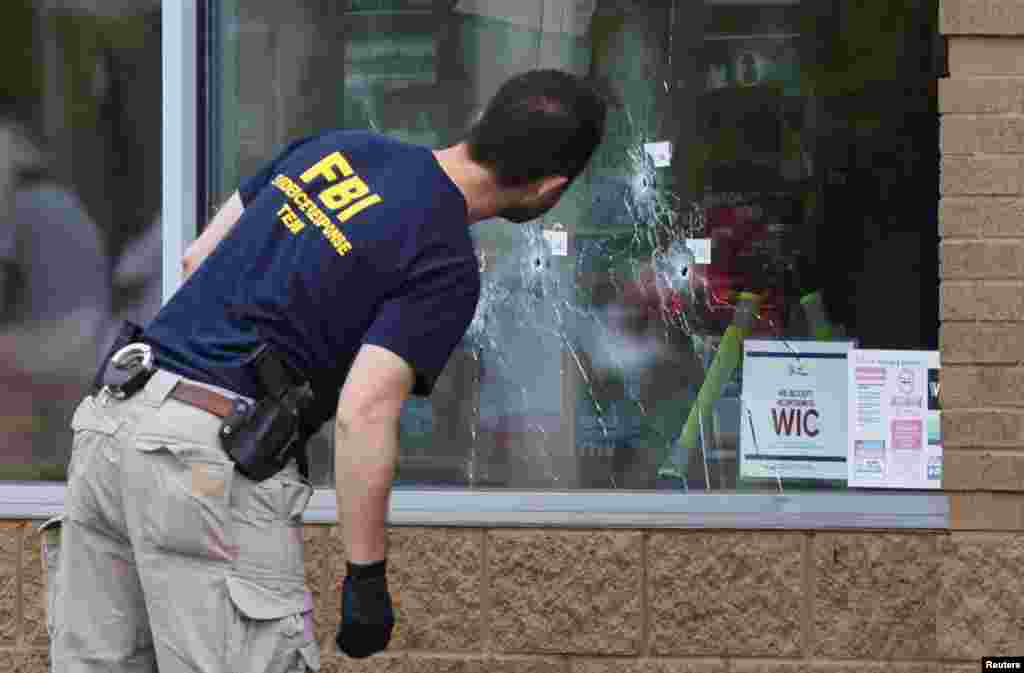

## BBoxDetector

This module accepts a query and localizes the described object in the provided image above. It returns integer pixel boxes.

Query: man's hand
[336,560,394,658]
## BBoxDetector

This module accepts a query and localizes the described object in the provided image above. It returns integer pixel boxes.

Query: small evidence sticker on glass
[543,224,569,256]
[685,238,712,264]
[643,141,673,168]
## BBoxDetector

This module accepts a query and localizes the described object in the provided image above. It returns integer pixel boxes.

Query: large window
[0,0,162,481]
[205,0,941,493]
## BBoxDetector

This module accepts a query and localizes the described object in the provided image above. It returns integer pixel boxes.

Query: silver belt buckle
[102,342,155,400]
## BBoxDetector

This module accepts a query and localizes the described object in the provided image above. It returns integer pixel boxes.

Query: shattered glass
[390,0,806,491]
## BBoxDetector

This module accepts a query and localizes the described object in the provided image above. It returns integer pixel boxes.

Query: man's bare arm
[334,344,414,563]
[182,191,244,280]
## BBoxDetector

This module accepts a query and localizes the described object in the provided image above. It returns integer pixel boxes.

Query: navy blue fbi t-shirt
[144,130,480,431]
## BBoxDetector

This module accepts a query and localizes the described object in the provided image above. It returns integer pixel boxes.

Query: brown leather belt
[168,381,236,418]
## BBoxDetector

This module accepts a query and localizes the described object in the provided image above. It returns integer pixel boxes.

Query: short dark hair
[467,69,607,187]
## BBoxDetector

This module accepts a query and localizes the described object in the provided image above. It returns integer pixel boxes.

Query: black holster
[219,344,313,482]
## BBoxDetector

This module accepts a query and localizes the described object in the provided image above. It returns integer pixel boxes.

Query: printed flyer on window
[739,339,853,482]
[847,349,942,489]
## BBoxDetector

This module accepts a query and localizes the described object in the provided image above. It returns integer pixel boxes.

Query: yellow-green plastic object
[676,292,762,452]
[800,290,834,341]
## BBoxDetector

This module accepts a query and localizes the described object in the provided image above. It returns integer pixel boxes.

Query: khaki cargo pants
[45,369,320,673]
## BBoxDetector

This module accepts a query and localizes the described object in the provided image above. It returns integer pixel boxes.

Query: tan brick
[944,449,1024,489]
[944,666,978,673]
[302,525,331,650]
[942,409,1024,447]
[943,115,1024,154]
[320,653,567,673]
[939,198,977,238]
[0,524,20,646]
[489,530,642,655]
[319,651,406,673]
[387,528,482,651]
[942,241,1024,278]
[940,196,1024,237]
[9,649,49,673]
[941,281,1024,320]
[730,663,935,673]
[948,37,1024,76]
[939,533,1024,657]
[942,155,1024,195]
[941,366,1024,408]
[942,0,1024,35]
[940,76,1024,114]
[941,323,1024,363]
[22,522,47,648]
[949,491,1024,528]
[648,532,803,658]
[570,659,726,673]
[812,534,939,659]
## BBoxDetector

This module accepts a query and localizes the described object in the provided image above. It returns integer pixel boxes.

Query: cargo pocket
[38,514,65,639]
[232,471,314,580]
[224,576,320,673]
[133,437,237,560]
[67,397,122,523]
[244,474,313,524]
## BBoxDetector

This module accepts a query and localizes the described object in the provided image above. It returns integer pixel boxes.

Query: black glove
[336,560,394,658]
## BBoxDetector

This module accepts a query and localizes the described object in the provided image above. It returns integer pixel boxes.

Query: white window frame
[0,0,950,530]
[163,0,199,302]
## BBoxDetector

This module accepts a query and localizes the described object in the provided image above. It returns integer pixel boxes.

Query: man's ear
[533,175,569,200]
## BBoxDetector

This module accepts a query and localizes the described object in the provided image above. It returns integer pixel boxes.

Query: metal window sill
[0,483,948,529]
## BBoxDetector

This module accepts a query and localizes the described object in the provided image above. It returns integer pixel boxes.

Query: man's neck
[432,143,506,224]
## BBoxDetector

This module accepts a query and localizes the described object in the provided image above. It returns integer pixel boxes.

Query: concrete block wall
[3,522,1024,671]
[940,0,1024,530]
[936,0,1024,665]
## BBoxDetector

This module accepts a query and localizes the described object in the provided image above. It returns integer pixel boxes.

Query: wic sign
[771,407,820,437]
[740,339,851,482]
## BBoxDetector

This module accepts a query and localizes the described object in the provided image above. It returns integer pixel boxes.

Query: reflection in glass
[0,1,161,480]
[215,0,940,491]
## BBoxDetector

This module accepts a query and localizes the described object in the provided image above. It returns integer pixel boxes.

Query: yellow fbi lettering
[299,151,384,223]
[277,203,304,234]
[272,174,353,257]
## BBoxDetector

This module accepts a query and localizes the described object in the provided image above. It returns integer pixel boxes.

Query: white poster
[848,350,942,489]
[739,339,853,481]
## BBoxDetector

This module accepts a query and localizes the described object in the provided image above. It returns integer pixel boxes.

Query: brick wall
[940,0,1024,534]
[937,0,1024,666]
[3,521,1024,672]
